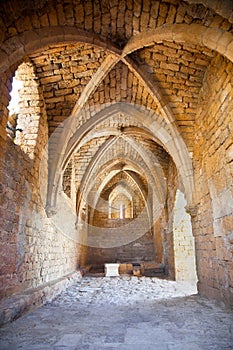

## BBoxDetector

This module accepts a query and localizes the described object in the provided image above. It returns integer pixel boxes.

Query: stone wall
[85,219,155,268]
[173,190,197,282]
[0,0,232,308]
[193,54,233,306]
[0,143,80,299]
[0,70,80,299]
[83,169,155,268]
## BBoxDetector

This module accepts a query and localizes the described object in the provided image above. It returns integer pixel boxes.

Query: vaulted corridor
[0,1,233,345]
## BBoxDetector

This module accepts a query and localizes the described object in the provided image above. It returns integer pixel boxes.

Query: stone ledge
[0,270,82,327]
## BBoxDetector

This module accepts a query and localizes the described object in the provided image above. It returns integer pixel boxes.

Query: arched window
[7,75,23,139]
[7,61,41,159]
[119,204,125,219]
[108,185,133,219]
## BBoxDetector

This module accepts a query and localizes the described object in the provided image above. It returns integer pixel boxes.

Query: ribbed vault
[0,0,232,304]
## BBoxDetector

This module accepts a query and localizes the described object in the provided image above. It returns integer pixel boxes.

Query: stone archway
[48,102,194,212]
[0,0,232,309]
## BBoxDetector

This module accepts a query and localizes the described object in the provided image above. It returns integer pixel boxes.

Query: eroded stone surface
[0,0,233,316]
[0,277,232,350]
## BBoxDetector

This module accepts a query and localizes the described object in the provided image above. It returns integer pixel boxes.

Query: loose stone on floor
[0,276,232,350]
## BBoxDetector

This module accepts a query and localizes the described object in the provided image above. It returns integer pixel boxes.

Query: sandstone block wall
[173,190,197,282]
[193,54,233,305]
[0,66,80,299]
[85,219,155,268]
[0,0,232,308]
[0,139,80,298]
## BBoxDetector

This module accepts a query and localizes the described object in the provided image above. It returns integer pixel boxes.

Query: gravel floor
[0,276,232,350]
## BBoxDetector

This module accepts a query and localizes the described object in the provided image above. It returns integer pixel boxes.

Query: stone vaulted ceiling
[1,0,233,212]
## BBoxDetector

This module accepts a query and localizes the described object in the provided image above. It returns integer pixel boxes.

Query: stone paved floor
[0,276,232,350]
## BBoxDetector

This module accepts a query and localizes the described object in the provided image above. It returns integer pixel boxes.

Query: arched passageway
[0,0,232,326]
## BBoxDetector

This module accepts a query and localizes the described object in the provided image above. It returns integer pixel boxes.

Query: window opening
[120,204,125,219]
[7,61,41,159]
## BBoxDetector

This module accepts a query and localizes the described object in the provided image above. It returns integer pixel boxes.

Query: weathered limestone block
[105,263,120,277]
